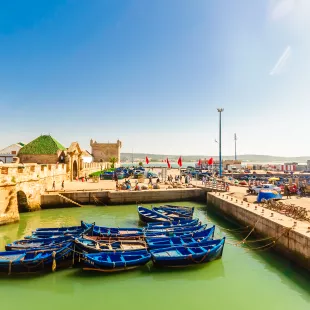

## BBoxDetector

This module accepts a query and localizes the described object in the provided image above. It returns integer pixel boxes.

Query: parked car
[147,171,158,178]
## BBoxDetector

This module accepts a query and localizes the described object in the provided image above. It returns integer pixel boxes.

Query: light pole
[234,133,237,161]
[217,108,224,177]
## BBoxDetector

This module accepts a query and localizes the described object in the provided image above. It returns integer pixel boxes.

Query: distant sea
[121,161,306,168]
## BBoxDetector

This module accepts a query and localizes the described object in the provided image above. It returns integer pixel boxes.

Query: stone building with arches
[17,135,100,181]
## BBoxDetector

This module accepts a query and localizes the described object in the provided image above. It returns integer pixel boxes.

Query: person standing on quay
[284,184,290,199]
[52,181,55,191]
[61,180,64,191]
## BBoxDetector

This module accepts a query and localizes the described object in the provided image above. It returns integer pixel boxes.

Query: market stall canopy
[268,177,280,182]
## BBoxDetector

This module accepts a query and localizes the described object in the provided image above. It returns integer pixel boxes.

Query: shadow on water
[198,205,310,299]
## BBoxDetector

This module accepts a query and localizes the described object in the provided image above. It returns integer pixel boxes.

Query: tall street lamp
[234,133,237,161]
[217,108,224,177]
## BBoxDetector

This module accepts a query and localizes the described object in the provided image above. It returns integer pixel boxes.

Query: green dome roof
[19,135,66,155]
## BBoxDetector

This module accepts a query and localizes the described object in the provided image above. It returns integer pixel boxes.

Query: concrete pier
[41,188,206,208]
[207,192,310,271]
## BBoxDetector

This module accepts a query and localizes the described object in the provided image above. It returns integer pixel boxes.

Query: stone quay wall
[207,192,310,272]
[41,188,206,208]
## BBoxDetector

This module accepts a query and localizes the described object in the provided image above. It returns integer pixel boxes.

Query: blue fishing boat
[150,238,226,267]
[152,207,193,219]
[144,223,203,233]
[146,226,215,249]
[0,243,73,275]
[146,227,212,240]
[30,222,94,238]
[156,206,194,217]
[163,204,194,214]
[83,250,151,272]
[144,224,207,238]
[74,237,147,253]
[138,206,171,223]
[146,218,199,229]
[90,225,144,237]
[5,236,73,251]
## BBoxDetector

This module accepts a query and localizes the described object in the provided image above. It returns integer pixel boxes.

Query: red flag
[166,158,171,168]
[146,156,149,164]
[198,159,201,166]
[177,156,182,167]
[208,157,213,165]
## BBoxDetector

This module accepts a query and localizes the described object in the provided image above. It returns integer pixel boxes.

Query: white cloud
[269,45,291,75]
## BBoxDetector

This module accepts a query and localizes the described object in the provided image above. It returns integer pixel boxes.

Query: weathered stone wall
[0,185,19,225]
[90,139,121,163]
[19,154,59,164]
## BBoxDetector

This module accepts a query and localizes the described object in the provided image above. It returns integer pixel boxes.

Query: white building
[0,143,24,163]
[81,150,93,163]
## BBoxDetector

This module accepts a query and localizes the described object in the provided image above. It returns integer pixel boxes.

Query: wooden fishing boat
[162,205,194,215]
[146,226,215,249]
[150,238,226,267]
[146,218,199,229]
[29,222,94,239]
[5,236,73,251]
[144,224,207,238]
[89,225,144,237]
[83,250,151,272]
[144,223,203,233]
[152,207,192,219]
[0,242,73,275]
[155,206,194,217]
[31,221,93,238]
[138,206,171,223]
[83,235,145,242]
[74,237,147,253]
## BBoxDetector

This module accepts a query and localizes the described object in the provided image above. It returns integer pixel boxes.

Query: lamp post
[234,133,237,161]
[217,108,224,177]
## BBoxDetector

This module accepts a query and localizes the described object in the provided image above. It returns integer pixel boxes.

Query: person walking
[61,180,64,191]
[284,184,290,199]
[52,181,55,191]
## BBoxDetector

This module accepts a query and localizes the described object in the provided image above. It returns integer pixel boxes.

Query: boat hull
[83,251,151,272]
[151,238,225,268]
[0,243,73,275]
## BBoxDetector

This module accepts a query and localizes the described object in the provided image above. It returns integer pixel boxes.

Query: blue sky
[1,0,309,156]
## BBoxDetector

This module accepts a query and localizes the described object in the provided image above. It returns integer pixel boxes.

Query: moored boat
[5,236,73,251]
[152,207,193,219]
[31,221,93,238]
[138,206,171,223]
[0,243,73,275]
[90,225,144,237]
[146,218,199,229]
[83,250,151,272]
[155,206,194,217]
[144,223,203,233]
[144,224,207,238]
[74,237,147,253]
[150,238,226,267]
[146,226,215,250]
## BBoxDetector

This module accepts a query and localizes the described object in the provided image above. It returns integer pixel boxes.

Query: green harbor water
[0,202,309,310]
